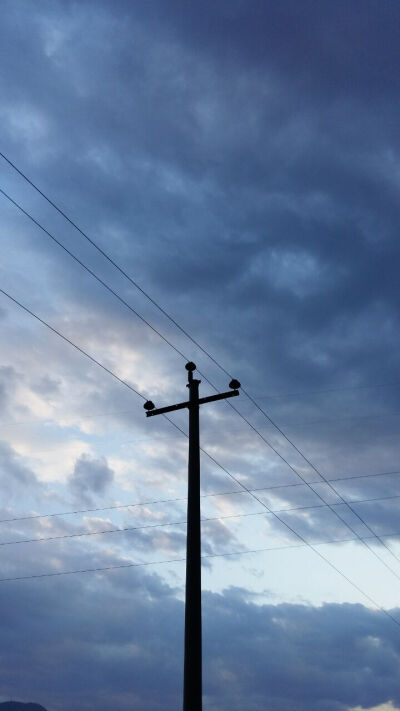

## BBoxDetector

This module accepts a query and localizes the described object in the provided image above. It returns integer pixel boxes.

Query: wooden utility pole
[144,362,240,711]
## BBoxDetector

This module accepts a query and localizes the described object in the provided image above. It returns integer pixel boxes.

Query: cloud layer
[0,1,399,709]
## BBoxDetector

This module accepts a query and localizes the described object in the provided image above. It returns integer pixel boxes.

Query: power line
[0,183,241,422]
[0,287,145,400]
[0,173,338,494]
[0,285,312,536]
[0,462,399,526]
[2,286,400,600]
[2,477,400,530]
[159,374,400,593]
[1,464,399,525]
[0,494,194,524]
[0,187,190,364]
[0,284,308,543]
[0,151,237,378]
[205,449,400,584]
[245,389,400,566]
[0,408,149,428]
[0,186,265,439]
[3,403,400,429]
[253,381,400,401]
[3,160,400,586]
[0,510,266,547]
[0,287,243,498]
[1,537,400,632]
[1,152,397,414]
[221,392,400,577]
[3,492,400,548]
[2,405,398,458]
[255,410,400,428]
[3,186,397,580]
[3,154,400,631]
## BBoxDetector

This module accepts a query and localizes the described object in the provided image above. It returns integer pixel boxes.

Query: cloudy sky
[1,1,400,709]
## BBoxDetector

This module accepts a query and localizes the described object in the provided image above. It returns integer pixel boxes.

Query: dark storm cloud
[1,573,400,711]
[1,3,400,709]
[0,0,395,408]
[0,0,398,537]
[1,0,399,403]
[131,0,400,101]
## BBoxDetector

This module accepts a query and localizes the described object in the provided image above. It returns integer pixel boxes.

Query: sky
[0,0,400,709]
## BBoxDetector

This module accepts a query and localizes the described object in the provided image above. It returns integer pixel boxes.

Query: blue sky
[1,1,400,709]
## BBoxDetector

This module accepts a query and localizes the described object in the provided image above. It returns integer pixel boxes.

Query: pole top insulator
[185,362,196,372]
[229,379,241,390]
[143,400,155,411]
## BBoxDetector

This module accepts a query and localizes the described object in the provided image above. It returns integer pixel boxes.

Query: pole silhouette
[144,362,240,711]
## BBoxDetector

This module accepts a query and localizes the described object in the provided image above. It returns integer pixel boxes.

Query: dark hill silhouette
[0,704,48,711]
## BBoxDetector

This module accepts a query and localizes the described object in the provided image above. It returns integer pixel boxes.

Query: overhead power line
[0,186,293,466]
[3,492,400,548]
[3,285,400,597]
[1,538,400,633]
[253,381,400,401]
[166,402,400,581]
[0,509,268,547]
[0,187,190,364]
[223,389,400,572]
[248,388,400,565]
[3,186,398,583]
[0,152,398,560]
[0,151,238,377]
[2,176,399,590]
[3,152,397,421]
[2,482,400,529]
[4,189,399,583]
[0,287,145,400]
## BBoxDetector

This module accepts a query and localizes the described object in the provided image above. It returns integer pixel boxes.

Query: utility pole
[144,362,240,711]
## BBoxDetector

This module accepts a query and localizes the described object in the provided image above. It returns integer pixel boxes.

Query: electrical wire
[223,394,400,574]
[2,483,400,532]
[3,405,400,429]
[0,151,241,379]
[1,538,400,632]
[0,510,265,546]
[253,410,400,428]
[2,154,399,554]
[3,492,400,547]
[0,287,145,400]
[0,187,190,365]
[0,456,399,526]
[245,389,400,565]
[3,187,398,579]
[253,381,400,400]
[1,287,400,615]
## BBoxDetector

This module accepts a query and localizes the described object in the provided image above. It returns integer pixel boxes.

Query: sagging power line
[2,286,400,600]
[1,185,398,581]
[3,492,400,548]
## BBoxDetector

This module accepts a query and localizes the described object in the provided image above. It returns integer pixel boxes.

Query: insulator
[143,400,155,411]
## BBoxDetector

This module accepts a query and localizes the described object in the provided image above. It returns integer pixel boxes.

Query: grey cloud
[0,366,18,418]
[0,440,40,495]
[1,4,400,709]
[1,0,399,412]
[130,527,187,558]
[30,375,61,396]
[69,454,114,504]
[1,574,400,711]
